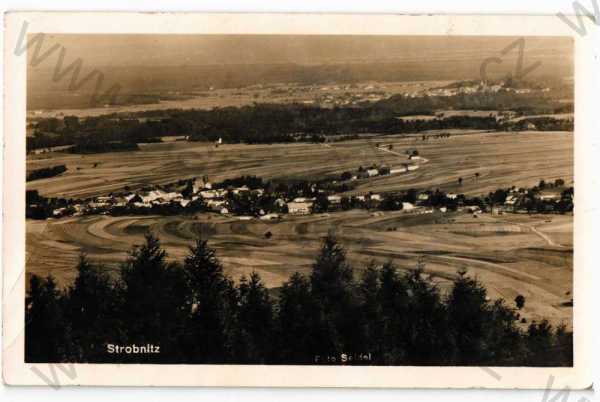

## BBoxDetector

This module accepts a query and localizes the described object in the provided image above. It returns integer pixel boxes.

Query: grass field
[26,130,573,329]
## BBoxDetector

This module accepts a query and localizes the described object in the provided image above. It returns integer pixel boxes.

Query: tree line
[27,86,573,151]
[26,233,572,366]
[26,165,67,182]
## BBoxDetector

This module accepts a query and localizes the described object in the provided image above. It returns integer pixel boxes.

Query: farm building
[327,195,342,204]
[390,166,408,174]
[260,213,280,220]
[287,201,312,215]
[402,202,416,211]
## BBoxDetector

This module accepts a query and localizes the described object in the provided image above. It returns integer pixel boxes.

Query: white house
[287,201,312,215]
[390,167,407,174]
[366,169,379,177]
[207,199,226,211]
[402,202,415,211]
[327,195,342,204]
[200,190,218,199]
[260,213,280,220]
[140,190,167,203]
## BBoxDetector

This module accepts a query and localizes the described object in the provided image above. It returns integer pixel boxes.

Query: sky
[29,34,573,68]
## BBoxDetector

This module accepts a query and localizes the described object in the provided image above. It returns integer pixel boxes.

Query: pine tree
[183,239,235,363]
[234,272,274,363]
[119,232,188,362]
[65,254,122,362]
[25,275,70,362]
[358,262,383,361]
[310,232,361,357]
[447,271,489,363]
[277,272,317,363]
[376,262,410,363]
[402,265,449,364]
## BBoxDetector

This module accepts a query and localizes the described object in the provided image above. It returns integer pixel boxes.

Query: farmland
[26,129,573,329]
[27,130,573,199]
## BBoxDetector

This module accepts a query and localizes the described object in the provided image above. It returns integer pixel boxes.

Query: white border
[2,12,595,389]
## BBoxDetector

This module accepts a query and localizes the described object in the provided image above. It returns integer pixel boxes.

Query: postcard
[2,12,595,389]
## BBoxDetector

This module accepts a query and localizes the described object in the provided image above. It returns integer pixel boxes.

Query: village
[28,166,573,223]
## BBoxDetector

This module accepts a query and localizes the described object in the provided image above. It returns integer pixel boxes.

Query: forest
[26,232,573,366]
[26,88,573,151]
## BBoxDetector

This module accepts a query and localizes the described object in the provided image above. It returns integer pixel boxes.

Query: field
[26,130,573,329]
[27,130,573,199]
[27,209,573,329]
[27,80,453,120]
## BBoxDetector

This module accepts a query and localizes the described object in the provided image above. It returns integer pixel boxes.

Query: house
[192,178,206,193]
[467,206,482,214]
[446,193,458,200]
[232,185,250,195]
[370,194,382,201]
[491,206,504,215]
[539,193,561,201]
[140,190,167,203]
[417,193,430,202]
[402,202,415,211]
[504,195,519,211]
[327,195,342,204]
[287,201,312,215]
[52,207,67,217]
[207,199,226,211]
[366,169,379,177]
[200,190,218,199]
[390,166,407,174]
[160,192,182,202]
[260,213,280,220]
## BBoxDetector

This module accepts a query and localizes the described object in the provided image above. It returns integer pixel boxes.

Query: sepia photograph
[3,12,594,389]
[22,32,575,367]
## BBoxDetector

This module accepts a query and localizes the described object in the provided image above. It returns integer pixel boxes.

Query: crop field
[26,129,573,328]
[27,130,573,199]
[27,209,573,329]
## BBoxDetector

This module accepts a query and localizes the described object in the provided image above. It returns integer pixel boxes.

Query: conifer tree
[235,272,274,363]
[310,232,362,357]
[65,254,122,362]
[183,239,235,362]
[277,272,317,363]
[25,275,69,362]
[119,232,188,362]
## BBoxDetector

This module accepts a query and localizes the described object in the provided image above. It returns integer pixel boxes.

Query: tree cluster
[26,233,572,366]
